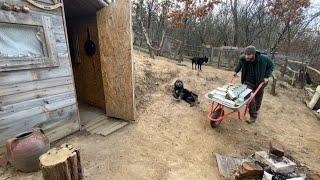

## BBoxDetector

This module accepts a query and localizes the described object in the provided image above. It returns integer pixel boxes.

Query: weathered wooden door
[97,0,135,121]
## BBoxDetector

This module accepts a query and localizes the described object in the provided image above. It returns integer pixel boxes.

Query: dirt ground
[1,51,320,180]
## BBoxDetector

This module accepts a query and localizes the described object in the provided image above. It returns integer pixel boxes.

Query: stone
[22,6,30,13]
[12,5,21,12]
[307,174,320,180]
[1,2,12,11]
[270,140,285,157]
[255,151,296,174]
[236,162,264,179]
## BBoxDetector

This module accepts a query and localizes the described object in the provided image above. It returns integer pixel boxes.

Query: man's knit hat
[244,45,256,55]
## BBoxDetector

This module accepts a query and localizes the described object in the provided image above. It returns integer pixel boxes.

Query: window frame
[0,11,59,72]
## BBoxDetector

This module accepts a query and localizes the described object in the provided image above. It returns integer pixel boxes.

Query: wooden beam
[277,58,320,75]
[307,66,320,76]
[97,0,135,121]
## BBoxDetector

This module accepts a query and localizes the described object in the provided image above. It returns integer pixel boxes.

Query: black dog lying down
[173,80,198,107]
[191,56,208,70]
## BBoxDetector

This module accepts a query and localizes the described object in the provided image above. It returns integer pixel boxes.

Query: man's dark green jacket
[234,52,274,86]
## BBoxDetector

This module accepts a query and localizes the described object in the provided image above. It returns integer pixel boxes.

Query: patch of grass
[305,83,318,90]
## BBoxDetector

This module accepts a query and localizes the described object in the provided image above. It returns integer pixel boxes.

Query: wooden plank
[86,118,112,132]
[0,84,74,106]
[0,76,73,96]
[97,0,135,121]
[82,114,107,129]
[60,0,82,135]
[0,104,77,137]
[0,98,76,126]
[307,66,320,76]
[0,104,79,152]
[0,92,75,115]
[90,120,119,133]
[97,121,128,136]
[40,105,79,134]
[0,58,71,86]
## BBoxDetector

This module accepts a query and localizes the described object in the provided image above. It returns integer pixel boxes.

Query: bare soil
[1,51,320,180]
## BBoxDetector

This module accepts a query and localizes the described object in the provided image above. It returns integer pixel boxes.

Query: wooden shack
[0,0,135,152]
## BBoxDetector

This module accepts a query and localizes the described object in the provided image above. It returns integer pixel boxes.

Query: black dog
[191,56,208,70]
[173,80,198,107]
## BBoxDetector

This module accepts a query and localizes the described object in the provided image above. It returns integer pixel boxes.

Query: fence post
[210,47,214,63]
[218,50,221,68]
[175,41,183,62]
[281,58,288,78]
[296,64,307,89]
[291,72,296,85]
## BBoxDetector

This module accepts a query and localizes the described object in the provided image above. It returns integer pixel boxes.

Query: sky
[308,0,320,29]
[310,0,320,13]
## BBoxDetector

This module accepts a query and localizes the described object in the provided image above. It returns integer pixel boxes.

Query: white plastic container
[308,85,320,110]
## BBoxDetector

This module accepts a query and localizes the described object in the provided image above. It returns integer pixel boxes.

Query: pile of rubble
[216,140,320,180]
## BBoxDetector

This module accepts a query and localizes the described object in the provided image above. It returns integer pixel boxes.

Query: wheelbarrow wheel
[210,108,224,128]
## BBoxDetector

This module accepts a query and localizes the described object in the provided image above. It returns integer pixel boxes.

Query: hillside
[1,50,319,180]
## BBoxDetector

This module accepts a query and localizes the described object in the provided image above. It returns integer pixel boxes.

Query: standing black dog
[191,56,208,70]
[173,80,198,107]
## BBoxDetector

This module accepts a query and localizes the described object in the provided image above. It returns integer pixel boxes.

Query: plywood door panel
[97,0,135,121]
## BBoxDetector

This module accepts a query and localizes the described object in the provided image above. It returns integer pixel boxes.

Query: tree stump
[39,144,83,180]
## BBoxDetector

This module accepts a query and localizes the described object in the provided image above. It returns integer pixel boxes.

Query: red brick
[236,162,264,179]
[270,140,284,158]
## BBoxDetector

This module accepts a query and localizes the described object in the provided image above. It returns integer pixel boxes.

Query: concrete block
[287,177,306,180]
[263,171,305,180]
[255,151,296,173]
[263,171,273,180]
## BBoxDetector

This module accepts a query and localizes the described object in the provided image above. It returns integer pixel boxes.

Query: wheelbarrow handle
[230,75,237,83]
[248,82,265,104]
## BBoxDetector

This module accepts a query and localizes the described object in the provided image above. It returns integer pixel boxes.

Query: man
[234,45,274,124]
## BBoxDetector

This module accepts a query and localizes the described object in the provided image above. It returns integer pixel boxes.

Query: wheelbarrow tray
[204,93,250,110]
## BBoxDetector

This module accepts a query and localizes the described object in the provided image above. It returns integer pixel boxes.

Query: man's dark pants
[246,83,264,120]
